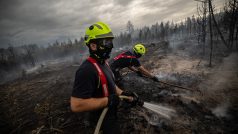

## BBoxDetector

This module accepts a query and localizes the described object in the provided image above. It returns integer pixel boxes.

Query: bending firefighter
[70,22,142,134]
[110,43,159,84]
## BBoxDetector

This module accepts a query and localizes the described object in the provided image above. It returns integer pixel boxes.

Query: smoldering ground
[0,41,237,133]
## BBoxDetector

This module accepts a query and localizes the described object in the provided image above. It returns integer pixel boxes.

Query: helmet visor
[98,38,113,49]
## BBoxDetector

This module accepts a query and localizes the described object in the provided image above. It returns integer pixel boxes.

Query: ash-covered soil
[0,41,237,134]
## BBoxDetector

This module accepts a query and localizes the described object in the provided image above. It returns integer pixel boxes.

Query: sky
[0,0,225,48]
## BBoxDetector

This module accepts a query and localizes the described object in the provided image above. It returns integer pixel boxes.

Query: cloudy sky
[0,0,225,48]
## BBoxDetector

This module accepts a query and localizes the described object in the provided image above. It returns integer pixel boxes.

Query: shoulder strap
[87,57,109,97]
[113,52,136,60]
[105,60,115,80]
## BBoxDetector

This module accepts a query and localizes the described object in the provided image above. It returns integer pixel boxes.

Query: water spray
[143,102,175,119]
[94,95,176,134]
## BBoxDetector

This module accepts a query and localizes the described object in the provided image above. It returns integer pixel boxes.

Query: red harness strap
[105,60,115,80]
[87,57,109,97]
[113,52,136,60]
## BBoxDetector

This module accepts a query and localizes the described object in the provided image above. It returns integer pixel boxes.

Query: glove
[107,94,120,109]
[121,90,134,96]
[136,71,143,77]
[152,76,159,82]
[130,92,144,107]
[121,91,144,107]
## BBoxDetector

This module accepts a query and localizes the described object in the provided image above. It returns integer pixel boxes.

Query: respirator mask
[90,38,114,60]
[134,53,142,58]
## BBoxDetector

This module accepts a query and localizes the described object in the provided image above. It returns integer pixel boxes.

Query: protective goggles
[98,38,113,49]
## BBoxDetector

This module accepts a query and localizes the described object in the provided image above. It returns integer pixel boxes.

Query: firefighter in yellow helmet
[70,22,142,133]
[110,43,159,84]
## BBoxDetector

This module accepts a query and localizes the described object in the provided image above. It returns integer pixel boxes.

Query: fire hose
[94,93,176,133]
[94,95,135,134]
[94,73,201,133]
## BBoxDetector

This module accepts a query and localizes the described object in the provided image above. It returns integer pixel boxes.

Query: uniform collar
[89,55,105,64]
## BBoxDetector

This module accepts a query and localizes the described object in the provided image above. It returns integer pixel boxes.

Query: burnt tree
[23,45,36,66]
[197,0,208,55]
[208,0,213,67]
[209,0,229,49]
[224,0,238,50]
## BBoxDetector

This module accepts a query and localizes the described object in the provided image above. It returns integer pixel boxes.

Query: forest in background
[0,0,237,83]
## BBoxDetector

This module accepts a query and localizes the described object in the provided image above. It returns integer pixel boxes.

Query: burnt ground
[0,41,238,134]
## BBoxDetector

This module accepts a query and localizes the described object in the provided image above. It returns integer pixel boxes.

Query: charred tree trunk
[208,0,213,67]
[209,0,229,49]
[196,0,208,57]
[202,2,207,55]
[24,46,36,67]
[0,53,3,61]
[236,26,238,50]
[0,49,4,61]
[228,0,238,50]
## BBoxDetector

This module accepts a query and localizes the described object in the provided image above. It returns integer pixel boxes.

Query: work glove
[121,90,134,96]
[136,71,143,77]
[121,91,144,107]
[107,94,120,109]
[152,76,159,82]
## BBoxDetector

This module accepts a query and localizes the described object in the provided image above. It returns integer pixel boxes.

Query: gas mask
[90,38,114,60]
[133,51,142,58]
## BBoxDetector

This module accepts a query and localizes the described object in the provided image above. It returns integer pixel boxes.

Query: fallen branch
[122,71,202,94]
[157,80,193,91]
[36,125,45,134]
[51,128,64,133]
[36,80,48,83]
[143,75,202,94]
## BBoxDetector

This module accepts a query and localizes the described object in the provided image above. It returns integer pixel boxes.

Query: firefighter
[110,43,159,83]
[70,22,141,134]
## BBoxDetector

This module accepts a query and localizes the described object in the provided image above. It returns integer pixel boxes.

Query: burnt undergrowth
[0,41,237,133]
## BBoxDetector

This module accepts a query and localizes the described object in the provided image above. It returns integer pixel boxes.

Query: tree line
[0,0,237,81]
[0,38,86,81]
[115,0,237,52]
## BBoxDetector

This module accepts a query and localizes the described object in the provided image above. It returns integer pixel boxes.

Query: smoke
[199,53,238,118]
[155,72,177,82]
[205,53,238,90]
[0,53,86,84]
[212,102,230,118]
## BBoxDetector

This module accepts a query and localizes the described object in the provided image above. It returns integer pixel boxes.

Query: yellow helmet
[84,22,114,45]
[133,43,146,55]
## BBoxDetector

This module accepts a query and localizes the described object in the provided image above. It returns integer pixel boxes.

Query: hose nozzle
[138,99,144,107]
[132,92,144,107]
